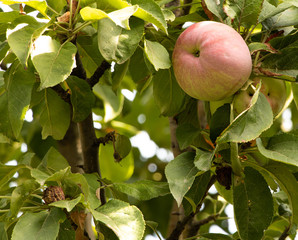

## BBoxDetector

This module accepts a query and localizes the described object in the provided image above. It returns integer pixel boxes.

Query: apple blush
[172,21,252,101]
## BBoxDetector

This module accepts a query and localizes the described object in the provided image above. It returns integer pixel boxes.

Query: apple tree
[0,0,297,240]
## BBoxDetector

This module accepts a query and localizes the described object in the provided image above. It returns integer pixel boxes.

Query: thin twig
[279,226,290,240]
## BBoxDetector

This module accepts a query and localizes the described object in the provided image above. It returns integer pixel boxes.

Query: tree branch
[51,84,71,103]
[87,61,111,88]
[58,121,84,173]
[169,116,182,158]
[187,213,220,237]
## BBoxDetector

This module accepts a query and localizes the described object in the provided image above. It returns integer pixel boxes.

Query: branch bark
[58,121,84,173]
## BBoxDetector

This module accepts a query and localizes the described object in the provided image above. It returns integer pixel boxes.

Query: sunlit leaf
[1,0,47,17]
[7,16,45,66]
[91,199,145,240]
[144,39,171,71]
[80,5,138,30]
[97,0,167,33]
[31,36,76,90]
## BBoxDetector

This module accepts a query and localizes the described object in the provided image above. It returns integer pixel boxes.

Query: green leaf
[58,220,75,240]
[258,0,294,23]
[262,41,298,78]
[7,17,45,66]
[80,6,138,30]
[233,167,274,240]
[98,143,134,182]
[76,34,104,78]
[0,41,9,63]
[49,194,83,212]
[11,208,65,240]
[183,171,211,215]
[93,84,124,122]
[0,222,8,240]
[113,180,169,200]
[262,6,298,29]
[129,47,151,84]
[0,11,20,23]
[131,0,167,33]
[33,88,70,140]
[115,134,132,159]
[91,199,145,240]
[204,0,226,21]
[176,124,200,150]
[153,68,185,116]
[256,134,298,167]
[67,76,95,122]
[31,36,77,90]
[144,39,171,71]
[223,0,263,28]
[165,152,197,206]
[263,162,298,225]
[210,103,230,143]
[10,179,40,217]
[30,168,50,185]
[0,61,35,139]
[215,181,233,204]
[83,173,101,209]
[46,0,67,14]
[112,60,130,92]
[194,148,215,172]
[40,147,70,171]
[217,86,273,143]
[97,17,144,64]
[45,167,71,183]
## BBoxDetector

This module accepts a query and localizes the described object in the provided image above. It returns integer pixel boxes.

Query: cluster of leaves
[0,0,297,240]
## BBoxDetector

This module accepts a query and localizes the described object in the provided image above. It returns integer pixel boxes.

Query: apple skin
[172,21,252,101]
[233,77,287,116]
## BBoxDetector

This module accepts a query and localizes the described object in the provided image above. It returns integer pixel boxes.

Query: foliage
[0,0,297,239]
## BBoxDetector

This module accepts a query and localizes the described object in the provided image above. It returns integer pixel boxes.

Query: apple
[233,77,287,116]
[172,21,252,101]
